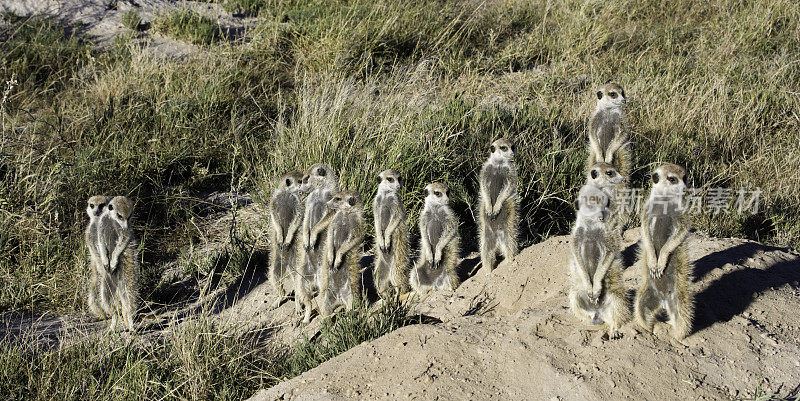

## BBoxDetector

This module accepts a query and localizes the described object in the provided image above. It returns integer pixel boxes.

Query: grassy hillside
[1,0,799,317]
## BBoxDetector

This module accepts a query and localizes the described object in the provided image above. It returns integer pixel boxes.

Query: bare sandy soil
[250,231,800,400]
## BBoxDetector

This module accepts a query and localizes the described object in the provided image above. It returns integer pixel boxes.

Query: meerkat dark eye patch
[609,92,618,99]
[116,213,122,220]
[285,178,291,186]
[596,91,603,100]
[606,170,613,177]
[500,146,508,151]
[591,170,598,179]
[668,177,678,184]
[348,197,356,206]
[334,197,341,202]
[434,191,441,197]
[317,168,326,176]
[652,173,659,184]
[90,204,95,208]
[108,205,114,211]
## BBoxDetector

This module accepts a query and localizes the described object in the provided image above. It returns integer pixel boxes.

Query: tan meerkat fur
[96,196,139,331]
[587,82,630,178]
[268,171,304,310]
[85,195,110,319]
[318,191,365,317]
[373,169,410,299]
[410,183,460,293]
[478,138,519,274]
[635,164,694,340]
[585,162,628,232]
[568,184,630,338]
[295,163,339,323]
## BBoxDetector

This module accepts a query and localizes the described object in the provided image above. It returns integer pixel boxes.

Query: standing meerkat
[85,195,110,319]
[568,184,630,338]
[295,163,339,323]
[319,191,365,317]
[586,162,627,231]
[373,169,410,299]
[587,82,630,177]
[268,171,304,310]
[635,164,694,340]
[410,183,460,293]
[96,195,140,331]
[478,138,519,274]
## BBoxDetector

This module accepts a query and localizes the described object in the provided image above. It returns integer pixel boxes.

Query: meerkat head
[575,185,610,223]
[326,190,363,213]
[488,138,515,164]
[377,169,402,194]
[595,82,626,110]
[586,162,626,188]
[424,182,450,207]
[300,163,338,193]
[86,195,110,220]
[277,171,304,192]
[650,163,686,196]
[107,196,133,230]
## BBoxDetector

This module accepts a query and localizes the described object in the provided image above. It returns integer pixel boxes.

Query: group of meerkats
[82,82,693,339]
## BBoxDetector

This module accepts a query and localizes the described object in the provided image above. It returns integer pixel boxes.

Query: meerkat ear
[490,145,496,153]
[596,91,603,100]
[573,199,580,211]
[652,173,660,184]
[591,169,598,179]
[621,89,626,98]
[108,204,114,211]
[317,168,326,177]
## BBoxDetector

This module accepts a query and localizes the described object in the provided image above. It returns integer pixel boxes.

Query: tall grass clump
[153,9,223,45]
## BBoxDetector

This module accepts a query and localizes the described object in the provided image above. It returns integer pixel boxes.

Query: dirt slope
[250,231,800,400]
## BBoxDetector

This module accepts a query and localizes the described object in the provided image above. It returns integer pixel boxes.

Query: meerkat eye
[348,197,356,206]
[500,146,508,151]
[317,168,326,176]
[596,91,603,100]
[490,145,496,153]
[609,92,618,99]
[285,178,291,186]
[652,173,659,184]
[116,213,123,220]
[334,197,341,202]
[108,205,114,211]
[606,170,613,177]
[668,176,678,184]
[434,191,442,197]
[90,204,95,208]
[591,170,598,179]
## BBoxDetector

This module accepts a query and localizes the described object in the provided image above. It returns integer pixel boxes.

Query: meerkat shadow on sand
[208,249,271,315]
[693,243,800,333]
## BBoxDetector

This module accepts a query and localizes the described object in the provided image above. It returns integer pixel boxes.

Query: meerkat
[585,162,627,231]
[373,169,410,299]
[587,82,630,177]
[318,191,365,317]
[410,183,460,293]
[96,195,140,331]
[85,195,110,319]
[568,184,630,338]
[478,138,519,274]
[635,164,694,340]
[295,163,339,323]
[268,171,304,310]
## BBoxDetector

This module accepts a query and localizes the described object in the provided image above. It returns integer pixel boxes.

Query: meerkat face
[278,171,304,192]
[424,183,450,207]
[651,164,686,195]
[587,162,626,188]
[107,196,133,230]
[300,163,336,193]
[595,82,626,109]
[327,190,363,212]
[86,195,110,219]
[489,138,515,163]
[377,169,402,194]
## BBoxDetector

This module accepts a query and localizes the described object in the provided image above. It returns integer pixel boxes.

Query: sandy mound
[250,231,800,400]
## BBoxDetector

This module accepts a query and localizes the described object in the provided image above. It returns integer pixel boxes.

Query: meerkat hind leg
[635,284,660,333]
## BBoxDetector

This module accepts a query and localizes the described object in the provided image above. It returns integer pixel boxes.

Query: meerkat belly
[580,229,604,279]
[485,166,506,207]
[426,216,444,251]
[487,205,510,233]
[649,214,676,255]
[379,200,393,233]
[274,193,298,235]
[331,216,351,251]
[595,111,619,152]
